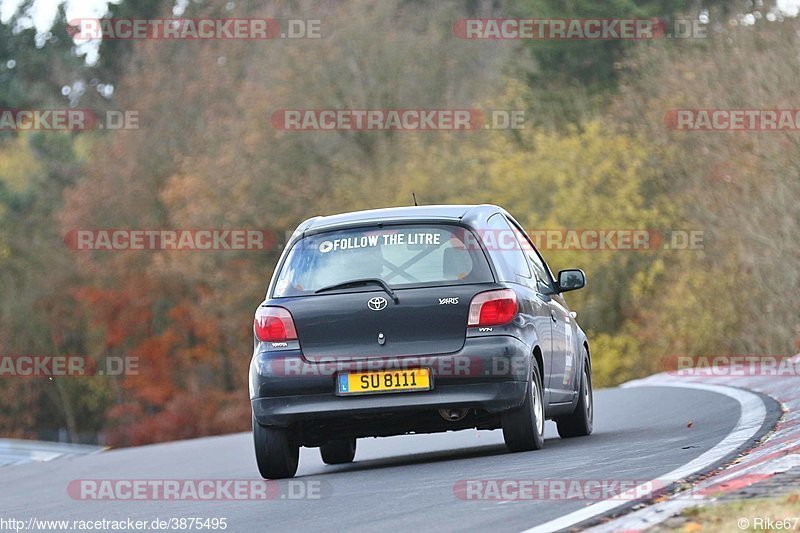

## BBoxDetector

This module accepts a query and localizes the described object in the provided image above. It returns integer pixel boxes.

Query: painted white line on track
[587,450,800,533]
[520,381,767,533]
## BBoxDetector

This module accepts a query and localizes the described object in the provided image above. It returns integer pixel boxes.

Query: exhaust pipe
[438,408,469,422]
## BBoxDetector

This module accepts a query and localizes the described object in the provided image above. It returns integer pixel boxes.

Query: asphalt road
[0,386,746,533]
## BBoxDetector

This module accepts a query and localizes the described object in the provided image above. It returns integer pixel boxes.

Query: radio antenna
[412,192,418,206]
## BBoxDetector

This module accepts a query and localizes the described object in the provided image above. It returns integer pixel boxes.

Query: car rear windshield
[272,224,494,297]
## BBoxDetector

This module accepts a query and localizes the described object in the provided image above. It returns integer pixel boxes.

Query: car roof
[301,204,505,234]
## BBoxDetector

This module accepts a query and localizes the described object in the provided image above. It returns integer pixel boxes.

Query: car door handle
[550,310,557,322]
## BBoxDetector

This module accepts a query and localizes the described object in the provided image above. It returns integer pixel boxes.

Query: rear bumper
[250,335,531,427]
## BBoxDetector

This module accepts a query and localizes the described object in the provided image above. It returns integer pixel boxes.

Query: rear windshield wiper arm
[315,278,399,303]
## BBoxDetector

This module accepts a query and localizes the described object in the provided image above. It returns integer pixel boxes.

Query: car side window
[482,213,531,282]
[508,220,556,293]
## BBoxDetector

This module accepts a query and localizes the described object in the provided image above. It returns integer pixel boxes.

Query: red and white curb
[527,353,800,533]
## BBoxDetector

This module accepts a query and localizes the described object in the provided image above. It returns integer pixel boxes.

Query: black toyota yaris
[250,204,592,478]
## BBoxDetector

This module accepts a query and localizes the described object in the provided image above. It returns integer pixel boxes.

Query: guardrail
[0,439,104,466]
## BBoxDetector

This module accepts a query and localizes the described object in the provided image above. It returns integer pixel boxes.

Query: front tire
[501,361,545,452]
[555,348,593,438]
[320,438,356,464]
[253,416,299,479]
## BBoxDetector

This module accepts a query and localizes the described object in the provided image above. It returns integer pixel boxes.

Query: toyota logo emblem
[368,297,388,311]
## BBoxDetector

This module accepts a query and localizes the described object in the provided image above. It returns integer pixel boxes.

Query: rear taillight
[468,289,518,327]
[254,306,297,342]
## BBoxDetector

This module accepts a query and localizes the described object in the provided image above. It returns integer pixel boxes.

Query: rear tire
[556,348,593,438]
[320,438,357,465]
[253,416,299,479]
[501,361,545,452]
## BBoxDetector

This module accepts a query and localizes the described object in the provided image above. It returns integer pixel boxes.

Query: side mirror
[557,269,585,293]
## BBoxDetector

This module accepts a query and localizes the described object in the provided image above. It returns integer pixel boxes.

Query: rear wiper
[315,278,399,303]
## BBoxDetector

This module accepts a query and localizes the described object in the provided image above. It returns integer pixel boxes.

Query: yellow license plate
[337,368,432,395]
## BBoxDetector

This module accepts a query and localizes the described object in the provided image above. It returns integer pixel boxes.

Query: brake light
[254,306,297,342]
[468,289,518,327]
